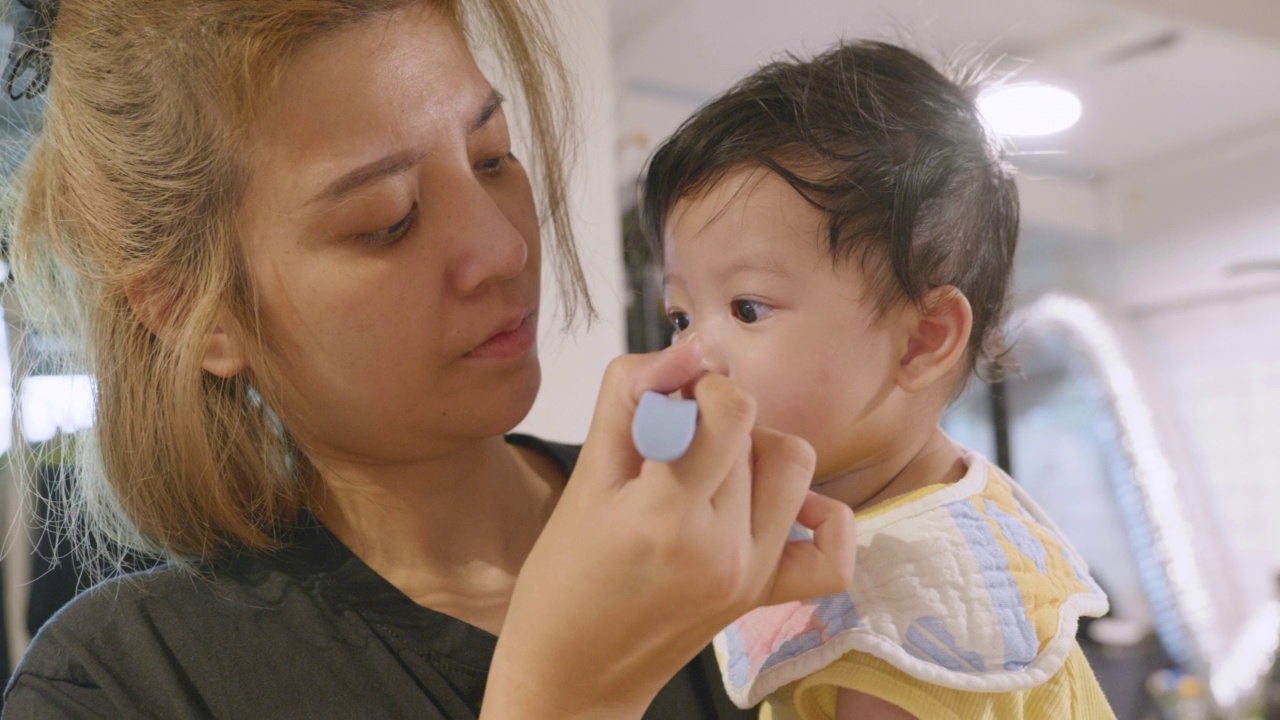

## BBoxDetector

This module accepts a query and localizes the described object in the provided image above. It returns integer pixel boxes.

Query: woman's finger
[766,492,857,605]
[747,426,816,553]
[577,339,707,483]
[707,432,753,528]
[667,372,757,498]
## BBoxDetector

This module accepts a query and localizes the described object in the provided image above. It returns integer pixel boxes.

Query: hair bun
[4,0,60,101]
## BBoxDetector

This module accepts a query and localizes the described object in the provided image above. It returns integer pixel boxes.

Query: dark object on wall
[989,380,1012,474]
[0,556,8,687]
[1264,574,1280,719]
[26,463,161,637]
[26,465,80,637]
[622,206,673,354]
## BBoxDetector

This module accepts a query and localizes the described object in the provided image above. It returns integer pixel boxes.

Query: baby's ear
[125,277,248,379]
[896,286,973,393]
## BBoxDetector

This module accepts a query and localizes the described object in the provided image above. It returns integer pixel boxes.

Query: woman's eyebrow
[470,88,505,134]
[309,149,429,206]
[308,89,505,207]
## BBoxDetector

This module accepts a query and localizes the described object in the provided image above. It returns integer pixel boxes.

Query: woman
[2,0,856,717]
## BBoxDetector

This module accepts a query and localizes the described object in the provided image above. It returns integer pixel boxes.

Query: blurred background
[1,1,1279,718]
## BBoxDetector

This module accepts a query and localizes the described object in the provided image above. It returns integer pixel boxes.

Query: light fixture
[977,83,1082,137]
[20,374,96,444]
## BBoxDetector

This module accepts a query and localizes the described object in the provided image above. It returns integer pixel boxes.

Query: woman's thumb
[577,338,706,481]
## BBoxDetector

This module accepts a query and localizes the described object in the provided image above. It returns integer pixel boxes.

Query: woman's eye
[477,152,516,175]
[354,206,417,245]
[667,310,691,332]
[730,299,771,324]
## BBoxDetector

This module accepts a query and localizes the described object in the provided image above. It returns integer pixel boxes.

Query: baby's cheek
[751,375,830,446]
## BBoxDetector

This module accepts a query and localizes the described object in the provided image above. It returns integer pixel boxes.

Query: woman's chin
[489,357,543,434]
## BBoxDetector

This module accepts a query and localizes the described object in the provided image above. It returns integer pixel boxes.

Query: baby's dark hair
[642,40,1019,380]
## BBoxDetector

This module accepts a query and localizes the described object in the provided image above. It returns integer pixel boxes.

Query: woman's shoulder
[13,562,259,679]
[5,550,366,717]
[5,565,224,716]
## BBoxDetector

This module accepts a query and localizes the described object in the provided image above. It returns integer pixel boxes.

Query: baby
[642,41,1116,719]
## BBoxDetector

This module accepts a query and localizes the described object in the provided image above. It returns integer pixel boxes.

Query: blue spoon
[632,391,699,463]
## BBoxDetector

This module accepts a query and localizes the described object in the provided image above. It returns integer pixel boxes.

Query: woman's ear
[896,286,973,393]
[201,322,248,378]
[125,279,248,378]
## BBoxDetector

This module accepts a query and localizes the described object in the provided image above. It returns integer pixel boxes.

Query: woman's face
[237,4,542,464]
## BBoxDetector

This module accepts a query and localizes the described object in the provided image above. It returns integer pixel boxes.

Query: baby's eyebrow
[716,255,792,279]
[661,272,679,288]
[662,255,792,290]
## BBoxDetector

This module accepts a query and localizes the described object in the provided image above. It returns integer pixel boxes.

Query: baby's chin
[810,469,851,489]
[807,451,877,491]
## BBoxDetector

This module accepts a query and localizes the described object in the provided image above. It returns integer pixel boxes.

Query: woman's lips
[465,311,535,360]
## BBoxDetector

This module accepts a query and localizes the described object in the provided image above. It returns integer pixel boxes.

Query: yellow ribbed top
[761,643,1116,720]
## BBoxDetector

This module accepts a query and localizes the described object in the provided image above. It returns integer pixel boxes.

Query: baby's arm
[835,688,918,720]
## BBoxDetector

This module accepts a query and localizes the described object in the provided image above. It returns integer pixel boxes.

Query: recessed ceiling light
[978,83,1083,138]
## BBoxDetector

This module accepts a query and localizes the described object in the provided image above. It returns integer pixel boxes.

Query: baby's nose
[688,331,729,376]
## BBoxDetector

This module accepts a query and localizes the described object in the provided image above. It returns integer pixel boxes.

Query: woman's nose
[442,179,529,296]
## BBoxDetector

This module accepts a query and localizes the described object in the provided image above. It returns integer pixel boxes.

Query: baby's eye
[730,299,772,324]
[667,310,691,332]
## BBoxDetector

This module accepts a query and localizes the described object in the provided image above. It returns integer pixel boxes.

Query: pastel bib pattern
[714,452,1108,708]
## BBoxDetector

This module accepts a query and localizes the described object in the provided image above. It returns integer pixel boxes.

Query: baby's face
[663,166,909,482]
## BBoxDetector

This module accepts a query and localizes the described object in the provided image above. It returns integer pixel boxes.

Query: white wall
[513,0,628,443]
[1104,127,1280,643]
[1014,123,1280,663]
[1104,125,1280,312]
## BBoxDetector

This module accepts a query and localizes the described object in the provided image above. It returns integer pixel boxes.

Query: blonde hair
[7,0,590,565]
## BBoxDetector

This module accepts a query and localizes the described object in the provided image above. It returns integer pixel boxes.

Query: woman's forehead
[245,4,492,206]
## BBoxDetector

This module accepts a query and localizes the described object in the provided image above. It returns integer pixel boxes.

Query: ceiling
[612,0,1280,178]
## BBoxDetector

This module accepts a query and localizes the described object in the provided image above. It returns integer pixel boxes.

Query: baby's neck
[814,427,967,513]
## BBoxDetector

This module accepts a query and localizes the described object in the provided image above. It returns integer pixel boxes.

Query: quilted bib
[714,450,1109,708]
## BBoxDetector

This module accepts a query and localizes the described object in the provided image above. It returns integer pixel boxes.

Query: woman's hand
[485,338,857,718]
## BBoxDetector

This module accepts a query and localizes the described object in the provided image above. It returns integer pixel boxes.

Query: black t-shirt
[3,436,754,719]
